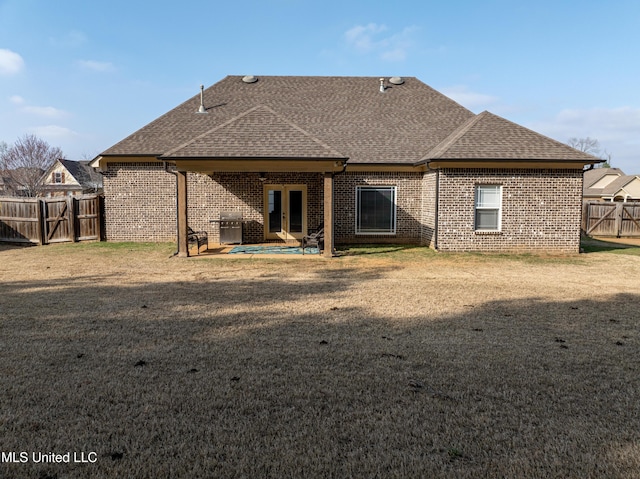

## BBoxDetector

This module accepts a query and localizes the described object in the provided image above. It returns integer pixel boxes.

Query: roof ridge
[422,111,488,160]
[162,104,347,159]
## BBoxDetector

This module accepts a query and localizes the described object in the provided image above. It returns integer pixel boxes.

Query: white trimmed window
[53,172,63,183]
[475,185,502,231]
[356,186,397,234]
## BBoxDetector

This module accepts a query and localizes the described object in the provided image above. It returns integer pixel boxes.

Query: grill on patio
[217,212,244,244]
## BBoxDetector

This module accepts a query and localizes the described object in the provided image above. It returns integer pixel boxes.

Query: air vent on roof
[389,76,404,85]
[242,75,258,83]
[196,84,207,114]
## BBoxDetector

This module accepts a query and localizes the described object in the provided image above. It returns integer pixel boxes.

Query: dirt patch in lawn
[1,242,640,478]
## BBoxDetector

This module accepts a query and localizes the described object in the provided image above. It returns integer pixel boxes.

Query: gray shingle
[101,76,600,165]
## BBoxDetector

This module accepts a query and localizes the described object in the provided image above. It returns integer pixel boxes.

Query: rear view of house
[91,75,600,256]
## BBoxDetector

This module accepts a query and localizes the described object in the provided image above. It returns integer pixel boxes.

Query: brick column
[176,170,189,257]
[323,172,334,257]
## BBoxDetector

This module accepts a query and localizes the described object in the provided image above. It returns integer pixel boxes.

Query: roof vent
[196,84,207,114]
[242,75,258,83]
[389,76,404,85]
[379,78,385,93]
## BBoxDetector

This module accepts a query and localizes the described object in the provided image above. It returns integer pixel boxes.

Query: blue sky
[1,0,639,172]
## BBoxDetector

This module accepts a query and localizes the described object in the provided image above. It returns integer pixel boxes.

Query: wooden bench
[188,227,208,254]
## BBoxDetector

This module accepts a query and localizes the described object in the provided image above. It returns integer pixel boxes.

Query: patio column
[176,170,189,257]
[323,172,334,257]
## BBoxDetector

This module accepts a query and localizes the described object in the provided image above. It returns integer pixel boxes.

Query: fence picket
[0,195,102,244]
[584,201,640,237]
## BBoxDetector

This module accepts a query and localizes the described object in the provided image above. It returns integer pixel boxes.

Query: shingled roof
[100,75,600,166]
[425,111,600,161]
[58,159,102,188]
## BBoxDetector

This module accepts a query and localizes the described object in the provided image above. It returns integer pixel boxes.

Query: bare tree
[0,141,8,170]
[567,137,612,168]
[3,134,64,197]
[567,137,601,156]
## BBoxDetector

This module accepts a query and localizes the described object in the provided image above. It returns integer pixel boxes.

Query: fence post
[615,202,623,237]
[69,196,77,242]
[38,199,46,245]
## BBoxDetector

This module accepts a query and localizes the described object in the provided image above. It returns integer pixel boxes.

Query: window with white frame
[356,185,396,234]
[475,185,502,231]
[53,172,63,183]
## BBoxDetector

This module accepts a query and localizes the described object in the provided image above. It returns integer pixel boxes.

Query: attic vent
[196,84,207,114]
[389,76,404,85]
[242,75,258,83]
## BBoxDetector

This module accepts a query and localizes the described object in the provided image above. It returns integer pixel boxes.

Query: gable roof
[163,105,345,159]
[583,167,625,197]
[60,160,102,187]
[425,111,601,161]
[99,75,601,167]
[41,159,103,190]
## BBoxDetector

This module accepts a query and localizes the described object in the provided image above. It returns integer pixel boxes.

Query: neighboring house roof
[59,159,103,189]
[40,159,103,192]
[582,167,640,199]
[98,75,601,166]
[601,175,640,199]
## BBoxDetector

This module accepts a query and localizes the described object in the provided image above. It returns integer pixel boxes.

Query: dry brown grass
[1,242,639,478]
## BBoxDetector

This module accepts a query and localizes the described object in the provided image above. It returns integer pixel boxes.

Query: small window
[53,172,63,184]
[356,186,396,234]
[475,185,501,231]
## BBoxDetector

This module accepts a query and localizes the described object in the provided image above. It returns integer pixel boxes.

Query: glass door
[264,185,307,241]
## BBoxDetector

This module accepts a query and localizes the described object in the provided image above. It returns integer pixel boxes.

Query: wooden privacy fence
[0,195,102,245]
[583,201,640,237]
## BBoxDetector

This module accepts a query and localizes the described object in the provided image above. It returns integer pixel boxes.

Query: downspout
[579,163,595,246]
[164,161,180,257]
[433,168,439,251]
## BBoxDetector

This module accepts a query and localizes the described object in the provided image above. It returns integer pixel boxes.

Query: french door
[264,185,307,241]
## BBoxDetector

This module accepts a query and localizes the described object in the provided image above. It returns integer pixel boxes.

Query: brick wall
[333,171,425,244]
[103,163,176,241]
[190,172,323,243]
[103,164,583,253]
[436,168,583,253]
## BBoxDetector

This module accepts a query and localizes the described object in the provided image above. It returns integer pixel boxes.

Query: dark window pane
[268,190,281,233]
[289,190,303,233]
[358,187,395,233]
[475,209,498,230]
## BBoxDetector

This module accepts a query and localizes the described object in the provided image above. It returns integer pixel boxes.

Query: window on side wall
[356,185,396,234]
[475,185,501,231]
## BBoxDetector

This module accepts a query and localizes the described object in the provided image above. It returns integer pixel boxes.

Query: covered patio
[169,157,348,258]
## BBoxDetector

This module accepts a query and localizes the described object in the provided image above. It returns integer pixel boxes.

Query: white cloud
[345,23,388,52]
[344,24,417,62]
[440,85,499,109]
[29,125,78,140]
[530,107,640,143]
[22,105,69,118]
[9,96,69,118]
[77,60,115,72]
[529,107,640,173]
[0,48,25,75]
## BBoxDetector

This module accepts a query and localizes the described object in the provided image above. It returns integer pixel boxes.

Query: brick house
[90,75,600,256]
